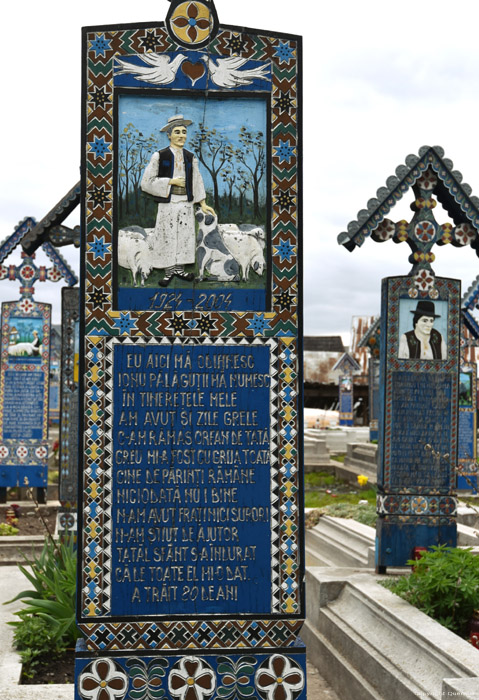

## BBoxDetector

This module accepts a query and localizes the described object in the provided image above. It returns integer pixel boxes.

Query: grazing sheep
[218,222,266,282]
[118,226,154,286]
[195,211,266,283]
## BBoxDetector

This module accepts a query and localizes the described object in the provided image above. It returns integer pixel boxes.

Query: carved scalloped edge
[357,316,380,348]
[462,308,479,340]
[462,274,479,309]
[338,145,479,249]
[42,240,78,286]
[0,217,37,265]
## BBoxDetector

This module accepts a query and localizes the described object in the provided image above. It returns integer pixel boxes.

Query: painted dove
[115,53,187,85]
[201,55,270,88]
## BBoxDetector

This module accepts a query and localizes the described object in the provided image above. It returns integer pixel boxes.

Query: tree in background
[189,124,231,215]
[236,126,266,221]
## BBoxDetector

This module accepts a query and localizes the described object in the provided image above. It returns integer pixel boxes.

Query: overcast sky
[2,0,479,341]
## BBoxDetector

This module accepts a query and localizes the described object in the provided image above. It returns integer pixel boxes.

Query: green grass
[305,487,376,510]
[304,471,337,487]
[317,502,377,527]
[330,454,346,463]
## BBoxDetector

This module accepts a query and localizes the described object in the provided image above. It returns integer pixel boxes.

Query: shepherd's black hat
[410,300,440,318]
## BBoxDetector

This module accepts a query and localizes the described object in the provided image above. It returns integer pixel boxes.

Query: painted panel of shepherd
[397,298,448,361]
[114,92,269,312]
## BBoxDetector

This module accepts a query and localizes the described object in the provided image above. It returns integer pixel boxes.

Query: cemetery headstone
[0,220,77,503]
[338,146,479,570]
[457,364,477,491]
[358,317,380,441]
[75,3,306,698]
[333,353,360,427]
[458,276,479,492]
[48,326,61,425]
[57,287,80,537]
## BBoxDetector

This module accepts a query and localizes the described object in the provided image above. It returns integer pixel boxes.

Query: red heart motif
[182,61,206,86]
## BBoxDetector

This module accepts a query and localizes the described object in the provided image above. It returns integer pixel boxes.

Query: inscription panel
[389,372,452,489]
[3,370,45,440]
[111,343,272,616]
[458,411,475,460]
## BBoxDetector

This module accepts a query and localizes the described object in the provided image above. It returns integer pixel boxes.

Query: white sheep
[8,330,42,356]
[218,224,266,282]
[118,227,155,286]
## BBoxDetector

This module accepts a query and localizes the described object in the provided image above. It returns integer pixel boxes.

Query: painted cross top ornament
[166,0,219,49]
[338,145,479,297]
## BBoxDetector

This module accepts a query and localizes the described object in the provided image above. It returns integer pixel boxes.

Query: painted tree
[118,123,141,217]
[235,167,250,217]
[236,126,266,221]
[190,124,231,214]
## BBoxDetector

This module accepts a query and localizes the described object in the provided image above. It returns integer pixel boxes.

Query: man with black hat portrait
[398,300,447,359]
[141,114,216,287]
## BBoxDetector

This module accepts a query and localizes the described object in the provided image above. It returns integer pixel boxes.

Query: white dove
[115,53,187,85]
[201,55,270,88]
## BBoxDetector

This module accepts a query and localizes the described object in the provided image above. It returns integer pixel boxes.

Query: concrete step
[306,516,374,568]
[305,514,479,571]
[302,568,479,700]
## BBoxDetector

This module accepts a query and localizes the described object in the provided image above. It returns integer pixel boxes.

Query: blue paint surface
[389,372,452,489]
[458,411,475,460]
[110,343,272,616]
[75,647,307,700]
[113,51,272,92]
[117,286,266,312]
[2,370,45,440]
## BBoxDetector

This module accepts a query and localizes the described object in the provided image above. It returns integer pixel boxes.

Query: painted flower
[170,2,212,45]
[18,298,34,314]
[255,655,304,700]
[168,657,215,700]
[16,446,29,460]
[47,265,63,282]
[78,658,128,700]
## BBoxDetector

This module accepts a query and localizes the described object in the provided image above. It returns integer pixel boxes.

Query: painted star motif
[113,312,137,335]
[196,314,217,334]
[225,33,246,54]
[274,238,295,262]
[139,30,162,51]
[88,136,111,159]
[89,236,109,261]
[275,139,295,163]
[168,313,189,335]
[89,287,109,307]
[275,90,294,114]
[90,34,112,58]
[88,185,110,209]
[275,41,295,63]
[90,86,111,110]
[276,190,295,212]
[275,289,295,310]
[247,313,271,335]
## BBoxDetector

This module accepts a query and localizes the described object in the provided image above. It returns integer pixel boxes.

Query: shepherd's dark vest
[153,147,194,203]
[404,328,443,359]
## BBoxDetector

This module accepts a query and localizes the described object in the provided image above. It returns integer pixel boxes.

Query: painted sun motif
[169,2,213,45]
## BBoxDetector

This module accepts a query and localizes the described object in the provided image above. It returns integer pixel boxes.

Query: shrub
[6,535,81,677]
[382,546,479,637]
[0,522,19,536]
